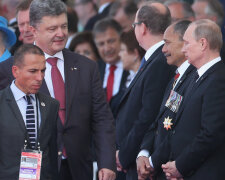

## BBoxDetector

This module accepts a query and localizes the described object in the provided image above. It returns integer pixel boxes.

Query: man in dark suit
[0,44,59,179]
[93,18,129,118]
[29,0,116,180]
[158,19,225,179]
[136,20,195,180]
[85,0,114,31]
[115,3,175,179]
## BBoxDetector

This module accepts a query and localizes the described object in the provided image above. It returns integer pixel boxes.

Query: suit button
[172,130,175,134]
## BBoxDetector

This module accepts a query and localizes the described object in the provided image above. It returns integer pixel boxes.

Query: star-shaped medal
[163,116,173,130]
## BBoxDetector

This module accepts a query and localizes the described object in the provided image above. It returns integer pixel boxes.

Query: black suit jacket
[151,61,225,179]
[116,45,175,170]
[0,49,116,179]
[141,65,196,153]
[84,2,113,31]
[0,87,59,180]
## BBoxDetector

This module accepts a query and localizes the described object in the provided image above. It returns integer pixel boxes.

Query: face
[182,24,202,66]
[17,9,35,44]
[168,3,185,22]
[12,53,46,94]
[73,0,87,21]
[162,25,185,67]
[113,8,133,32]
[32,13,68,56]
[119,43,137,71]
[94,27,121,64]
[74,42,97,61]
[192,1,207,20]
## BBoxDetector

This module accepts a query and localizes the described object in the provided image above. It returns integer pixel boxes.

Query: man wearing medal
[161,19,225,180]
[0,44,59,179]
[136,20,196,179]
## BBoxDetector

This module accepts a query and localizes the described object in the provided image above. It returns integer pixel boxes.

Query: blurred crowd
[0,0,225,180]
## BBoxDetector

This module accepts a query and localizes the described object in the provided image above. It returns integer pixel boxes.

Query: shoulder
[0,57,14,70]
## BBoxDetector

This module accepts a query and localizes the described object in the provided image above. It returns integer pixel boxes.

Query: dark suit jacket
[0,57,14,90]
[0,87,59,180]
[116,45,175,171]
[98,60,129,118]
[84,2,113,31]
[0,49,116,179]
[151,61,225,179]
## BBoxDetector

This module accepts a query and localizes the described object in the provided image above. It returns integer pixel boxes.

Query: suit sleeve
[175,74,225,176]
[91,62,116,172]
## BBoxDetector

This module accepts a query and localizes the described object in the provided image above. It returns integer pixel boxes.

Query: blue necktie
[139,57,146,71]
[24,95,36,149]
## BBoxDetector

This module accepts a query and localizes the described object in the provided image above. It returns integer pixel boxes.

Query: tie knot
[193,71,199,81]
[110,65,117,72]
[24,95,32,104]
[47,57,58,66]
[174,72,180,80]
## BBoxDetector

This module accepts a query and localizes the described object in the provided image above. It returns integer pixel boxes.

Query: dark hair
[67,7,78,33]
[13,44,44,67]
[30,0,67,28]
[173,20,192,40]
[69,31,100,59]
[110,1,137,18]
[120,30,145,59]
[137,4,171,35]
[92,18,122,37]
[16,0,33,15]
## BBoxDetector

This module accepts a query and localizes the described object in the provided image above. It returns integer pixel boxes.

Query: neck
[194,51,220,69]
[142,34,163,50]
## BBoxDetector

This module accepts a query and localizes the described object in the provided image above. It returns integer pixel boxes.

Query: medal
[163,116,173,130]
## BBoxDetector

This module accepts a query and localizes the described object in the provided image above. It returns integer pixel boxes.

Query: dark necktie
[24,95,36,149]
[139,57,146,71]
[107,65,117,102]
[47,57,66,125]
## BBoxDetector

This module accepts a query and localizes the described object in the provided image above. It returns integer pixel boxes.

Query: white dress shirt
[144,41,165,62]
[10,81,41,138]
[103,61,123,97]
[44,51,65,98]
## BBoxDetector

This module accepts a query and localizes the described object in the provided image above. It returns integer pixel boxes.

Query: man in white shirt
[0,44,59,179]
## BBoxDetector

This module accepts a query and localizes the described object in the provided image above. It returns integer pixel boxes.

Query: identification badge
[19,150,42,180]
[165,90,183,113]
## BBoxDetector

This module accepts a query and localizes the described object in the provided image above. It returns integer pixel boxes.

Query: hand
[162,161,182,180]
[98,168,116,180]
[136,156,154,180]
[116,150,124,172]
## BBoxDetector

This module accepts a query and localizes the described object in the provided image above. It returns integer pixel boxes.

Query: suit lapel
[36,93,48,138]
[63,50,79,124]
[118,46,164,106]
[6,87,26,132]
[174,62,221,126]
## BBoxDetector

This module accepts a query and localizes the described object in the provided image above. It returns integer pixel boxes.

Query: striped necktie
[24,95,36,149]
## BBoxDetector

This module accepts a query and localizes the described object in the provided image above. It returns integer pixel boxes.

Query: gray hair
[192,19,223,52]
[193,0,224,27]
[29,0,67,28]
[164,0,195,19]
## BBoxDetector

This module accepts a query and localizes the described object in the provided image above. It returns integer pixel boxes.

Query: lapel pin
[71,67,77,71]
[41,102,45,107]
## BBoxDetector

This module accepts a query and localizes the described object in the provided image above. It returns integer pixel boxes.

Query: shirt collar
[144,41,164,61]
[10,80,35,101]
[98,2,110,13]
[197,57,221,78]
[177,60,190,78]
[106,60,123,70]
[44,51,64,61]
